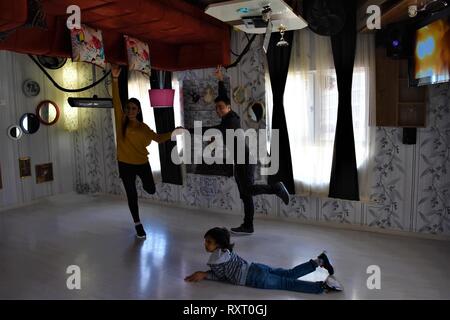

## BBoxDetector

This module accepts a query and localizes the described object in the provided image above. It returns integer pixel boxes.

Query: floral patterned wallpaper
[416,84,450,234]
[368,128,406,229]
[72,32,450,237]
[66,61,122,196]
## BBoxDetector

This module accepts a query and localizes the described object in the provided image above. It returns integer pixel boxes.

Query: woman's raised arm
[111,65,124,132]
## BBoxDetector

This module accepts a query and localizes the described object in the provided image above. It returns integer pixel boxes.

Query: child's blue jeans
[245,260,324,294]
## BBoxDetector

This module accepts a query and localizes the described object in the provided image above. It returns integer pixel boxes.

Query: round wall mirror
[19,113,40,134]
[22,79,40,97]
[7,125,23,140]
[37,55,67,69]
[36,100,60,125]
[247,101,265,123]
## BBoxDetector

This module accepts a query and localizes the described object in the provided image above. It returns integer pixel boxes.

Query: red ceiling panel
[102,30,127,65]
[50,16,72,57]
[42,0,110,16]
[88,12,162,31]
[0,15,56,55]
[85,2,136,17]
[0,0,28,32]
[82,11,110,24]
[0,0,231,71]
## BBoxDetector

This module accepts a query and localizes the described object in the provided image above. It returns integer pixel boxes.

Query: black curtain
[328,0,359,200]
[266,31,295,194]
[150,70,183,185]
[118,67,128,109]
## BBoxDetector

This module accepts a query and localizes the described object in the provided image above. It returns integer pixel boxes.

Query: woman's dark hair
[204,227,234,252]
[122,97,143,137]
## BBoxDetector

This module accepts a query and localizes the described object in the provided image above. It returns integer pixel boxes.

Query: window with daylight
[268,30,376,199]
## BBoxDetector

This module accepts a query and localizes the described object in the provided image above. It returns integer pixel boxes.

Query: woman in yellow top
[111,65,181,239]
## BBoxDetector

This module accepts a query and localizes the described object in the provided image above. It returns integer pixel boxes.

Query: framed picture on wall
[35,163,53,184]
[182,79,234,177]
[19,157,32,178]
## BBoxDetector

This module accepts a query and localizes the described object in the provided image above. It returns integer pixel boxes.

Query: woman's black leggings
[118,161,156,223]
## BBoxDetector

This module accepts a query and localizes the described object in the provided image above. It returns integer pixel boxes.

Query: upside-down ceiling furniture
[0,0,230,71]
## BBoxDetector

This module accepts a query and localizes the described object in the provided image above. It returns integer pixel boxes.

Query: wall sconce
[67,96,113,108]
[149,89,175,108]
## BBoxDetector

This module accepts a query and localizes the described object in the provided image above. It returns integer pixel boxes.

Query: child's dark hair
[204,227,234,252]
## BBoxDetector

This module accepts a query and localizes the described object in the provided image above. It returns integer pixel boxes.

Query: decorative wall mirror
[7,125,23,140]
[247,101,265,123]
[37,55,67,70]
[232,86,247,105]
[36,100,60,125]
[22,79,40,97]
[19,113,40,134]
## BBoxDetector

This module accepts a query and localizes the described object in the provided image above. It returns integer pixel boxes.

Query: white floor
[0,193,449,300]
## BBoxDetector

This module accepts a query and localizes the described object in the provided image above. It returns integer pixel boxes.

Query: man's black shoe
[230,225,254,235]
[274,182,290,205]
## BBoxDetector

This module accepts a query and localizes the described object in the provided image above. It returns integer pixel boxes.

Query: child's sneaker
[318,251,334,275]
[135,224,147,239]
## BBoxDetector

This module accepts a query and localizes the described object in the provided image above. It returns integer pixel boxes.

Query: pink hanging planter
[149,89,175,108]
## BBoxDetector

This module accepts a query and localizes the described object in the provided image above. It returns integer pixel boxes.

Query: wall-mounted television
[409,9,450,86]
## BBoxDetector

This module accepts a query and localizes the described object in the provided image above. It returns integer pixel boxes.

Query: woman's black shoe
[135,224,147,239]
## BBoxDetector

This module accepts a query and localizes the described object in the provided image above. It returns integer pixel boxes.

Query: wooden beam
[358,0,417,32]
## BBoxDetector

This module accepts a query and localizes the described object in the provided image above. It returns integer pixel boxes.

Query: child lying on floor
[184,227,343,294]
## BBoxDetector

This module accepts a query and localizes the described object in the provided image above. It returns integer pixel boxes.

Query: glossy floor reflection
[0,193,449,299]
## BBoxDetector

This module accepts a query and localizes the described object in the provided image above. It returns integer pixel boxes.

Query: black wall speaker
[382,23,414,59]
[403,128,417,144]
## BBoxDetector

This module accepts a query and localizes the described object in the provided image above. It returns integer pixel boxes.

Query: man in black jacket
[195,66,289,234]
